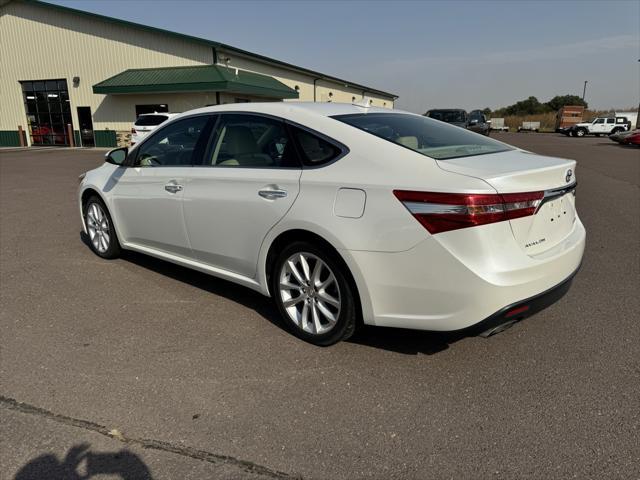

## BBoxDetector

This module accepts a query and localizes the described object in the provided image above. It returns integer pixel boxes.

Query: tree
[545,95,588,111]
[502,96,550,116]
[482,107,492,116]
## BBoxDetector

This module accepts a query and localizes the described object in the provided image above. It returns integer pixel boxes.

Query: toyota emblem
[565,169,573,183]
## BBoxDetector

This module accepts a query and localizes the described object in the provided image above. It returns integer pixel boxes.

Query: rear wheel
[272,241,356,346]
[83,196,121,259]
[610,127,622,135]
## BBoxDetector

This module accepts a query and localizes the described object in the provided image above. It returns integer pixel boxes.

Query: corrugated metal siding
[0,1,211,131]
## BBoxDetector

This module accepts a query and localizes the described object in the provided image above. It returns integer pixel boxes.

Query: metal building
[0,0,398,147]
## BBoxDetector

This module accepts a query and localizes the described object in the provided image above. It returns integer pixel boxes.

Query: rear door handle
[164,182,183,194]
[258,188,288,200]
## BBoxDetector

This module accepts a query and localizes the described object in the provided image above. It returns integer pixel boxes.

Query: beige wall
[217,49,395,108]
[0,1,211,134]
[0,1,395,145]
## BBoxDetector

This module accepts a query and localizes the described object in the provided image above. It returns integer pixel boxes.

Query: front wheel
[83,196,121,259]
[575,128,587,137]
[272,241,357,346]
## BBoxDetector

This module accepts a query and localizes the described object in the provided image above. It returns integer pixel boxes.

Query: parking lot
[1,134,638,479]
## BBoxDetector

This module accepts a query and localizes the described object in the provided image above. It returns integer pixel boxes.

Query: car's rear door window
[206,114,300,168]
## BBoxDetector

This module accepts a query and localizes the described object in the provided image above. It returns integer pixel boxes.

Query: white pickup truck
[568,116,629,137]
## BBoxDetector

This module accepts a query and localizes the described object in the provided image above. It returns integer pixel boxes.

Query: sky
[51,0,640,113]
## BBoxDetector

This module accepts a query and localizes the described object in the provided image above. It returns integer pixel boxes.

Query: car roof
[137,112,179,117]
[183,102,410,119]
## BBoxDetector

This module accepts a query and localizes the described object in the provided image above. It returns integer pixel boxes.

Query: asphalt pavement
[1,133,639,479]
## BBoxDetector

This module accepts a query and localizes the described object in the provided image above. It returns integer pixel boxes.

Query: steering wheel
[138,154,161,167]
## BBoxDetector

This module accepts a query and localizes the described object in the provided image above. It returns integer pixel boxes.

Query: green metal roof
[92,65,299,98]
[22,0,398,99]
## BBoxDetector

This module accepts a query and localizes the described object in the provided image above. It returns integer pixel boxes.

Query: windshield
[426,110,467,123]
[333,113,513,160]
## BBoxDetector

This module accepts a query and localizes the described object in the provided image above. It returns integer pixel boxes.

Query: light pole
[582,80,588,101]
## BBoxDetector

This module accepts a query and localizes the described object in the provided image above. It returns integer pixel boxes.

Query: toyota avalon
[78,102,585,345]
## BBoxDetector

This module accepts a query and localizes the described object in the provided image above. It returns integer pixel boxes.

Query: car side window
[208,114,300,168]
[135,115,210,167]
[606,118,614,124]
[289,126,343,166]
[594,118,605,124]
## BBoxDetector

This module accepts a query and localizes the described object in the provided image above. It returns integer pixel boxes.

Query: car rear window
[333,113,513,160]
[135,115,169,127]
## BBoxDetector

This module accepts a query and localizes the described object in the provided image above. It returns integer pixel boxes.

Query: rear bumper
[346,216,585,331]
[459,264,579,336]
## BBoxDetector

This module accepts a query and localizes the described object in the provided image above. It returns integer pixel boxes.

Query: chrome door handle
[258,188,287,200]
[164,183,183,194]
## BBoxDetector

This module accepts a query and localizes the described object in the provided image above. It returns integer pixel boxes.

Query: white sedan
[78,102,585,345]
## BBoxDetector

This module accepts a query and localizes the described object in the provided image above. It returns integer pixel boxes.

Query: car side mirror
[105,147,128,166]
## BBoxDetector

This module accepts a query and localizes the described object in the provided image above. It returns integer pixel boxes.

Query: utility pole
[582,81,588,101]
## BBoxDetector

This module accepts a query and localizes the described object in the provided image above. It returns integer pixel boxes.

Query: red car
[621,130,640,146]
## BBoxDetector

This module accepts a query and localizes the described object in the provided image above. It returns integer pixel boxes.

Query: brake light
[393,190,544,234]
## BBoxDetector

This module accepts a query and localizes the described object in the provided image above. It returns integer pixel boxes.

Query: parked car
[620,129,640,146]
[79,103,585,345]
[615,111,638,130]
[425,109,489,135]
[566,116,629,137]
[467,110,490,136]
[555,105,585,133]
[608,129,635,144]
[130,112,179,145]
[489,118,509,132]
[518,121,540,132]
[424,108,468,128]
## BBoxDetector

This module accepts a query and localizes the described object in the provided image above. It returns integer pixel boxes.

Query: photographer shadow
[14,443,152,480]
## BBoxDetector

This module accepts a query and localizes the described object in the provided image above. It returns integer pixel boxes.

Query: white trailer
[518,121,540,132]
[489,118,509,132]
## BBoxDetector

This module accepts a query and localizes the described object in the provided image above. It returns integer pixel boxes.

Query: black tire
[271,241,357,346]
[83,195,121,259]
[610,128,622,135]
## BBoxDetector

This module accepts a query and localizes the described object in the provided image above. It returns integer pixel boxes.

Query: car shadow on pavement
[81,232,472,355]
[14,443,153,480]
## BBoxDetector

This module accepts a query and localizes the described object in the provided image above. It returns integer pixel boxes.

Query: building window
[135,104,169,117]
[21,79,72,146]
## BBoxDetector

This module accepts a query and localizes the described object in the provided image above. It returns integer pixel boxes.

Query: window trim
[198,112,302,170]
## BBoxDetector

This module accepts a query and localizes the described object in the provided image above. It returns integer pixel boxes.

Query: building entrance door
[77,107,95,147]
[21,79,73,146]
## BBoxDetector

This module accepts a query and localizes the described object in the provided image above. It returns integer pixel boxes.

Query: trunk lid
[436,150,577,256]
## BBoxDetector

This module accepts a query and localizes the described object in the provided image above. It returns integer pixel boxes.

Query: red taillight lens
[393,190,544,234]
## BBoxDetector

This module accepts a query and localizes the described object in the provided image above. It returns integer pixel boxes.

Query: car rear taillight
[393,190,544,234]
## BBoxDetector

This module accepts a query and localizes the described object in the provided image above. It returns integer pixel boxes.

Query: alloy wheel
[86,203,110,253]
[278,252,341,335]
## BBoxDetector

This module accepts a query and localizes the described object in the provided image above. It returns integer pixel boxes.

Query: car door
[591,118,605,134]
[110,114,213,258]
[182,113,302,278]
[605,118,615,133]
